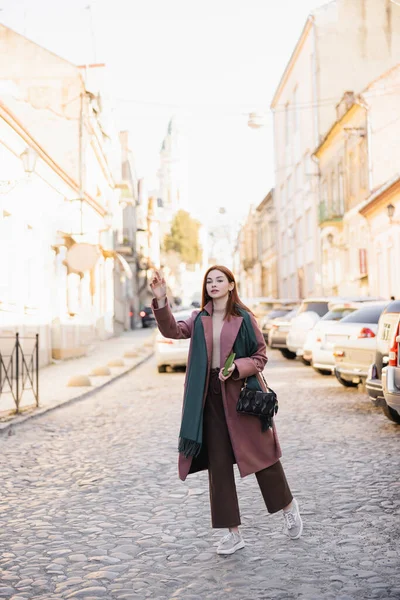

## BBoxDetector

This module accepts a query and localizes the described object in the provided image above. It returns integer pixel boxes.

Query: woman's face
[206,269,234,300]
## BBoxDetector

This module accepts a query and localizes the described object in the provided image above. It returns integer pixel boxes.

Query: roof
[359,174,400,217]
[270,1,336,109]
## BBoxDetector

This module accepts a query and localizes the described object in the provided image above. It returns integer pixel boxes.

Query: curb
[0,350,154,435]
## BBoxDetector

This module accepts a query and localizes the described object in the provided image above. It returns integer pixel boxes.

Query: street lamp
[20,147,38,174]
[247,112,268,129]
[386,203,400,224]
[0,146,38,195]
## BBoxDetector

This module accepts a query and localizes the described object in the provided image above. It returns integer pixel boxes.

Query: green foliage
[164,210,202,265]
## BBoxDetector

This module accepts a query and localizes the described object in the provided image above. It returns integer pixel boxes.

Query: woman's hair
[201,265,252,319]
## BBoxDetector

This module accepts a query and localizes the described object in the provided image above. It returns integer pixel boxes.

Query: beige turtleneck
[211,308,225,368]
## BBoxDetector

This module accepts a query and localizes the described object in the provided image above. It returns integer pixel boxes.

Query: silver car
[381,314,400,424]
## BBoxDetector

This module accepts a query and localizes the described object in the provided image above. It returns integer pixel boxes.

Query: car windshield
[267,309,291,319]
[321,308,357,321]
[298,302,329,317]
[340,304,387,324]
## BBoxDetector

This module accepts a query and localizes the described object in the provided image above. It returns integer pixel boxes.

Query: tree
[163,210,202,265]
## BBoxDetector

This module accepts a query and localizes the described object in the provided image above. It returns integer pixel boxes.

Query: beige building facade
[271,0,400,300]
[255,190,278,298]
[314,64,400,299]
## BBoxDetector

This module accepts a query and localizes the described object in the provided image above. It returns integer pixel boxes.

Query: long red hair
[201,265,252,320]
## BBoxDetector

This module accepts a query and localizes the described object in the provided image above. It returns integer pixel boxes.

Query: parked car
[140,306,156,328]
[268,307,299,359]
[286,298,332,363]
[381,319,400,422]
[261,308,295,344]
[366,300,400,423]
[332,302,389,387]
[242,297,299,327]
[155,309,193,373]
[303,301,377,375]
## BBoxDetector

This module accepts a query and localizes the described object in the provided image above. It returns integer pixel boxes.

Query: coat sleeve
[233,312,268,379]
[151,298,199,339]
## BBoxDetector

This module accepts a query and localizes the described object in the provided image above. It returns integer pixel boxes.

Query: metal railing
[0,333,39,413]
[318,202,344,224]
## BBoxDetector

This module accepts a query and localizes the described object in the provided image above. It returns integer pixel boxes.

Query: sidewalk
[0,327,156,433]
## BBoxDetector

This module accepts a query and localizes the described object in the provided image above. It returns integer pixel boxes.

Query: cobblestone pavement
[1,350,399,600]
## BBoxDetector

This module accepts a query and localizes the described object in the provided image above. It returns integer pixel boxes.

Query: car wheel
[315,368,332,376]
[280,349,296,360]
[382,403,400,424]
[157,365,167,373]
[301,357,311,366]
[334,370,358,387]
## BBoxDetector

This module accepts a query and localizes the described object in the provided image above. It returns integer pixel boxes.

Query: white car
[303,302,370,375]
[155,309,193,373]
[332,302,389,387]
[286,298,332,362]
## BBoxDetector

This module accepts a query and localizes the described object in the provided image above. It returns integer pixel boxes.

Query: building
[0,24,126,362]
[271,0,400,299]
[313,64,400,299]
[254,190,278,298]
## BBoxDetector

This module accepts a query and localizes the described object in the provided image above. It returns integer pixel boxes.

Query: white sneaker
[216,531,245,555]
[283,497,303,540]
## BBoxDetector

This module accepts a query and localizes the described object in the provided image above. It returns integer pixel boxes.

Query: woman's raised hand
[150,270,167,300]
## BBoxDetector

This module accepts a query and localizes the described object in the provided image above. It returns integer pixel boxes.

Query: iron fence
[0,333,39,412]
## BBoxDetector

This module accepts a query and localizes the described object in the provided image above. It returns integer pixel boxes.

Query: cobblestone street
[1,349,399,600]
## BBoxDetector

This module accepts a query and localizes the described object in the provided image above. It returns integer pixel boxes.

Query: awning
[115,252,133,280]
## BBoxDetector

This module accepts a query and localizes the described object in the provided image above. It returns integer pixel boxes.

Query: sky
[0,0,328,227]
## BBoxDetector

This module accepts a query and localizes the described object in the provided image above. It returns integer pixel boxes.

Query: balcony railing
[318,202,344,224]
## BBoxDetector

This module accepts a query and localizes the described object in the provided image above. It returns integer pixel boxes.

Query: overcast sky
[0,0,327,226]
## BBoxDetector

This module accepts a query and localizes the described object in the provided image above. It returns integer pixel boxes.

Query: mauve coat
[152,299,282,481]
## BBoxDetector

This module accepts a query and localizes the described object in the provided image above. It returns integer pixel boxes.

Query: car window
[321,308,356,321]
[298,302,329,317]
[340,305,387,324]
[267,309,291,319]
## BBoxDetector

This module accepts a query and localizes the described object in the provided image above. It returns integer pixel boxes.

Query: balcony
[318,202,344,225]
[243,257,257,271]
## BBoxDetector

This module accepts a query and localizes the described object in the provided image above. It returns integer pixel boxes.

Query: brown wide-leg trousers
[203,368,293,528]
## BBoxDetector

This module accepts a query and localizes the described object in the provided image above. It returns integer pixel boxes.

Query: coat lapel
[201,316,213,366]
[201,302,214,366]
[220,315,243,367]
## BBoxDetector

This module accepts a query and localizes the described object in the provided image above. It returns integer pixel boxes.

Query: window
[280,184,285,208]
[338,162,345,213]
[321,308,358,321]
[331,170,338,214]
[359,140,368,190]
[285,103,290,146]
[294,163,301,191]
[305,209,312,239]
[298,300,329,317]
[287,175,293,202]
[340,304,388,324]
[293,86,299,132]
[349,151,356,197]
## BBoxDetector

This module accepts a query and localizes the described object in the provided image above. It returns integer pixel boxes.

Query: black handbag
[236,372,278,432]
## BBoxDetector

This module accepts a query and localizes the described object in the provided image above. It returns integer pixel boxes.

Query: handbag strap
[242,371,270,391]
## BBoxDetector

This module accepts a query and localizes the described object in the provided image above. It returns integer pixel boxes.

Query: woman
[150,265,302,555]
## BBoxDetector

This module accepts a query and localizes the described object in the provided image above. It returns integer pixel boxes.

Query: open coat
[152,299,282,481]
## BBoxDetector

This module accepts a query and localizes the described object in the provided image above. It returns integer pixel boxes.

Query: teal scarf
[178,307,263,458]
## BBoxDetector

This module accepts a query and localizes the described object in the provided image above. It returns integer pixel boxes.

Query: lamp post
[0,146,38,195]
[386,203,400,225]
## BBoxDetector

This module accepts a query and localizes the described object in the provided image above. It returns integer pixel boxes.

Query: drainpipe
[311,153,323,294]
[356,96,373,192]
[355,95,373,295]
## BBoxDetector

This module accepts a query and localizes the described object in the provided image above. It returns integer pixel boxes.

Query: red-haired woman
[150,265,302,555]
